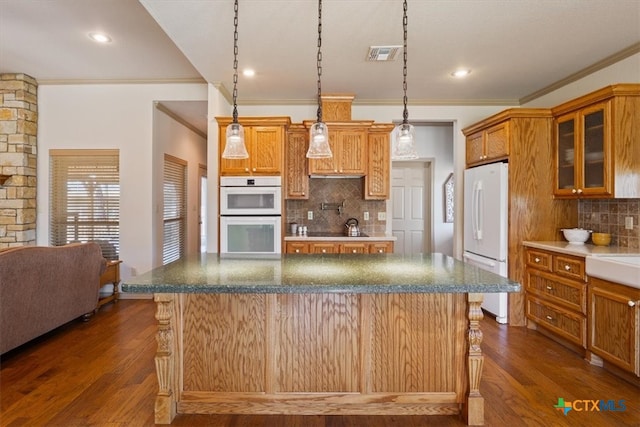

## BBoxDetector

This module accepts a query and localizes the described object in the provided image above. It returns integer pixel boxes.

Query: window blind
[50,150,120,260]
[163,154,187,265]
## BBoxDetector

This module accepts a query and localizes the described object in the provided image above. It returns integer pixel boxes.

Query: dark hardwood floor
[1,299,638,426]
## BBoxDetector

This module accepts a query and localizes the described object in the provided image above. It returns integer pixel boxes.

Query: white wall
[37,83,208,280]
[152,105,207,266]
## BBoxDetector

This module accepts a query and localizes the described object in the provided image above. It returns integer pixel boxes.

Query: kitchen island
[122,253,520,425]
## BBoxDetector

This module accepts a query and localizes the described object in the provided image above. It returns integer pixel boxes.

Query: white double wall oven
[219,176,282,255]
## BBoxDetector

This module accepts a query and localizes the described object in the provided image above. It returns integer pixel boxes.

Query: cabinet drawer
[286,242,309,254]
[309,243,340,254]
[341,243,368,254]
[554,254,585,281]
[526,295,586,348]
[525,249,553,272]
[526,269,586,314]
[369,242,394,254]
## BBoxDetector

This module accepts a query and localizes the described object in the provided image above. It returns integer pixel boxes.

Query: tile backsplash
[285,178,387,235]
[579,199,640,249]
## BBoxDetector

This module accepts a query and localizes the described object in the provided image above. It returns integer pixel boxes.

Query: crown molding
[520,42,640,105]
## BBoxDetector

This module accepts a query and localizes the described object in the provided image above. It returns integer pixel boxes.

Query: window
[163,154,187,264]
[50,149,120,260]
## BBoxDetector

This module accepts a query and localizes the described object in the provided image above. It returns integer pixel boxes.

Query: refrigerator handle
[476,181,483,240]
[471,181,478,239]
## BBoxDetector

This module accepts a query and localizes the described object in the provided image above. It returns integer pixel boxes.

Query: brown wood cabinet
[308,127,367,176]
[216,117,290,176]
[465,121,509,167]
[588,277,640,376]
[285,241,394,254]
[524,247,587,349]
[284,124,309,199]
[463,109,578,326]
[552,84,640,198]
[364,124,394,200]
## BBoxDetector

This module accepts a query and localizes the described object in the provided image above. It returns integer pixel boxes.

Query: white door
[391,162,431,254]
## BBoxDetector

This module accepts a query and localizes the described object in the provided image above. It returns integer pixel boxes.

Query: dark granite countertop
[122,253,520,294]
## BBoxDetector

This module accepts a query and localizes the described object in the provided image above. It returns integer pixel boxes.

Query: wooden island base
[153,292,485,425]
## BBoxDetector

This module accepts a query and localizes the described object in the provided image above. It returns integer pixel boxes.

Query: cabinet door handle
[352,249,357,253]
[322,249,327,253]
[546,315,553,321]
[534,257,541,263]
[571,189,577,194]
[629,301,637,307]
[252,168,256,172]
[295,249,300,253]
[577,188,583,194]
[378,249,384,253]
[244,168,249,172]
[546,286,553,290]
[564,265,571,271]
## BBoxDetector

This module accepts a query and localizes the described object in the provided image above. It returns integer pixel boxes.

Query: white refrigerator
[463,162,509,324]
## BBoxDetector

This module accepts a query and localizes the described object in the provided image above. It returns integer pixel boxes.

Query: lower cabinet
[524,248,587,348]
[525,245,640,379]
[285,241,393,254]
[588,277,640,376]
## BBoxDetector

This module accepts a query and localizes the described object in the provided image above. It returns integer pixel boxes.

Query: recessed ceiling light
[243,69,255,77]
[89,32,112,43]
[451,69,471,78]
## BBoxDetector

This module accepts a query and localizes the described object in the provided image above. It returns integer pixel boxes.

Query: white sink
[586,255,640,289]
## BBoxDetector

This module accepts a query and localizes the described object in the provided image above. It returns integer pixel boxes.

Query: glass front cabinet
[554,101,611,198]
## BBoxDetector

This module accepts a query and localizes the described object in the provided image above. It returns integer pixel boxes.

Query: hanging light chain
[402,0,409,124]
[316,0,323,123]
[232,0,240,123]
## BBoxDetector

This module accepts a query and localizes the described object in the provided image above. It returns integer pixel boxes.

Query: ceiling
[1,0,639,136]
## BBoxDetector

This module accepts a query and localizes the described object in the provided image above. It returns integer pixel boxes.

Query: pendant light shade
[308,122,331,158]
[222,0,249,160]
[393,122,418,159]
[392,0,418,160]
[306,0,332,159]
[223,122,248,159]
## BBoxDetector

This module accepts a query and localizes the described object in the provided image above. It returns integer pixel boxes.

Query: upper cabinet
[551,84,640,199]
[307,124,369,176]
[465,121,509,167]
[365,124,394,200]
[285,124,309,199]
[216,117,290,176]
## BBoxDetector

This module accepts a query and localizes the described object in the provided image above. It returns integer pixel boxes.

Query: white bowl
[561,228,592,244]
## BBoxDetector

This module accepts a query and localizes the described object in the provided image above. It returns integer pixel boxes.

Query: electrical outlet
[307,210,313,220]
[364,212,370,221]
[378,212,386,221]
[625,216,634,230]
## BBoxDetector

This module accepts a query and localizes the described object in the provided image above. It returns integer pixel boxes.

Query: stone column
[0,74,38,248]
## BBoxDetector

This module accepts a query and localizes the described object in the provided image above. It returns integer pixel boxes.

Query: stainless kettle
[345,218,360,236]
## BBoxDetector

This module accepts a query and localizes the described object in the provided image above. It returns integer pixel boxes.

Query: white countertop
[285,233,396,242]
[523,241,640,257]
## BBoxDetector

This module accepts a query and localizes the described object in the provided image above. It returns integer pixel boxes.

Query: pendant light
[222,0,248,159]
[306,0,332,159]
[392,0,418,160]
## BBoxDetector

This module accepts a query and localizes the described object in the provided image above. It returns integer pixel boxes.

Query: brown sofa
[0,243,106,354]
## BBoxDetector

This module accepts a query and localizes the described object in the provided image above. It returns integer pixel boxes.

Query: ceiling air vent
[366,45,402,62]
